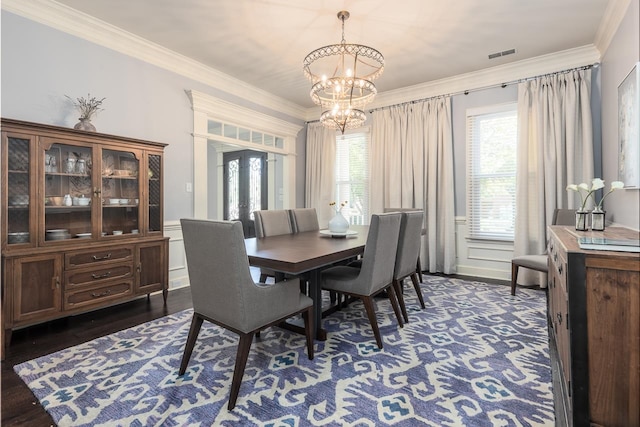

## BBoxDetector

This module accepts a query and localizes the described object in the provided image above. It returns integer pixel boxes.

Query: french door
[223,150,267,237]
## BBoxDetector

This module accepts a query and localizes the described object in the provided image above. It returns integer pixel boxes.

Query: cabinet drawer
[64,280,133,311]
[65,263,134,289]
[65,247,133,269]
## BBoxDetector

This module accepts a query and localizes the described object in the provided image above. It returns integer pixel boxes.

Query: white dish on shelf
[119,198,129,204]
[46,229,68,234]
[319,229,358,237]
[108,198,120,205]
[76,233,92,238]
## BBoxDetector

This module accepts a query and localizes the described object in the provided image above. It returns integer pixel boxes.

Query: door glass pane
[227,159,239,220]
[44,143,93,240]
[102,150,140,236]
[248,156,262,220]
[7,137,30,244]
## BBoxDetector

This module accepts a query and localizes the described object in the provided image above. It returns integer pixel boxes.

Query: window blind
[466,104,517,240]
[335,132,370,225]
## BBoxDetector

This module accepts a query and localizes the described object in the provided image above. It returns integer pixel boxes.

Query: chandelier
[303,11,384,133]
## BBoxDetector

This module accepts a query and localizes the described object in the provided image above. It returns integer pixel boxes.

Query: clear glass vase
[575,210,588,231]
[591,208,606,231]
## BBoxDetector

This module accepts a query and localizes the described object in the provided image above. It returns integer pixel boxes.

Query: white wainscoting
[454,216,514,281]
[166,217,515,290]
[164,221,190,290]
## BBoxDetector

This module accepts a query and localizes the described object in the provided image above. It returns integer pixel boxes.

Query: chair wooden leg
[386,284,404,328]
[179,314,204,375]
[259,273,268,283]
[362,296,383,349]
[228,332,255,410]
[330,291,337,304]
[303,306,314,360]
[416,257,423,283]
[511,263,518,296]
[410,272,426,309]
[393,279,409,323]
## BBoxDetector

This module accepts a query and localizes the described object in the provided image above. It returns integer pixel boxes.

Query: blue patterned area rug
[15,276,554,426]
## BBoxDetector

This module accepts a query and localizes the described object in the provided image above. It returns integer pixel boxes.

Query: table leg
[309,269,327,341]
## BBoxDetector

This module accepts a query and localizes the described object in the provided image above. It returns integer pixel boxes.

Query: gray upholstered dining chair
[320,213,404,349]
[289,208,320,233]
[392,211,426,323]
[179,219,314,410]
[511,208,576,295]
[384,207,424,281]
[254,210,294,282]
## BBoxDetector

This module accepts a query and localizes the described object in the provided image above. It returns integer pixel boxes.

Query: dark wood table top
[245,225,369,275]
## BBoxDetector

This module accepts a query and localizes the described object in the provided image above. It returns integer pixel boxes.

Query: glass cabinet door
[6,135,33,246]
[148,153,162,233]
[43,142,94,242]
[101,149,140,237]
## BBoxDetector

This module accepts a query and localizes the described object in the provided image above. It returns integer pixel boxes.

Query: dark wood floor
[1,288,194,426]
[1,276,557,427]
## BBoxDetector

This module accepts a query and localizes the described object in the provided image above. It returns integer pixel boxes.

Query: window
[335,132,370,225]
[466,103,517,240]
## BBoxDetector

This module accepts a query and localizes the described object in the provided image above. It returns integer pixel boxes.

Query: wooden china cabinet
[1,118,169,358]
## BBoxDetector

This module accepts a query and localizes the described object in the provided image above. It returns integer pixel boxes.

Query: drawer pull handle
[557,312,563,325]
[91,289,112,298]
[92,253,112,261]
[91,272,111,279]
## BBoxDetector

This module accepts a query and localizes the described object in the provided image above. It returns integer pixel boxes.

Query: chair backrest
[394,211,424,280]
[289,208,319,233]
[180,219,255,331]
[356,213,402,294]
[383,207,421,213]
[254,210,293,238]
[553,208,576,226]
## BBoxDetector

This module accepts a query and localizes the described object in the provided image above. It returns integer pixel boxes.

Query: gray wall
[600,0,640,229]
[1,11,305,222]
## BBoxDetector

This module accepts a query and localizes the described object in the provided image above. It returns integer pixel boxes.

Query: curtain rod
[368,62,598,114]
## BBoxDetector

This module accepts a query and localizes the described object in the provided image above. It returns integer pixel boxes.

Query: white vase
[328,211,349,233]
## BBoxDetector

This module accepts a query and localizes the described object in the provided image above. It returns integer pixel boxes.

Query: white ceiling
[13,0,619,109]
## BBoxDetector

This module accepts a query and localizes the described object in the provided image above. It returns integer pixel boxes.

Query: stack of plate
[8,232,29,244]
[46,229,70,240]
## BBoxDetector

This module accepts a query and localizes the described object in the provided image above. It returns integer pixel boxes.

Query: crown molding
[1,0,308,121]
[594,0,633,54]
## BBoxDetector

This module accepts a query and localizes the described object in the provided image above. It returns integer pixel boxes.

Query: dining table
[244,225,369,340]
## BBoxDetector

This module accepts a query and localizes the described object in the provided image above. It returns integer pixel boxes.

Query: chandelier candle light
[303,11,384,134]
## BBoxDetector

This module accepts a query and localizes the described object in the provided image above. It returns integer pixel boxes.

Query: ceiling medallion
[303,10,384,133]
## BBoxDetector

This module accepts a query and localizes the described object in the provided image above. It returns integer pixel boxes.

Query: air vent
[488,48,516,60]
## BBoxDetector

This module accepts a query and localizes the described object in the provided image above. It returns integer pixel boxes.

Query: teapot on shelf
[63,194,73,206]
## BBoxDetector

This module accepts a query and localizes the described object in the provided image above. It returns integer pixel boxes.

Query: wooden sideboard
[548,226,639,427]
